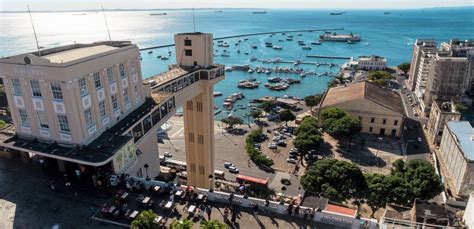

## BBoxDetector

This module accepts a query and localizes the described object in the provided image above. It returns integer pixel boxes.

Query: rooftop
[321,81,405,115]
[447,121,474,161]
[42,45,118,63]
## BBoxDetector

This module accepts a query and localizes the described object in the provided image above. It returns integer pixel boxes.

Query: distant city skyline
[0,0,473,11]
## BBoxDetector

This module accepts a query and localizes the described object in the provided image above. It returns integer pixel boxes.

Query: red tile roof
[324,204,357,217]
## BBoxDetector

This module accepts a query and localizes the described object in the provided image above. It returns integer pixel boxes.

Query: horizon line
[1,5,472,13]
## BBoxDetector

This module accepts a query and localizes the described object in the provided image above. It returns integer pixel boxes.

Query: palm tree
[169,219,193,229]
[200,220,228,229]
[131,210,159,229]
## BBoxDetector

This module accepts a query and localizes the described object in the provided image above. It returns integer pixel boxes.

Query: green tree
[245,128,274,167]
[367,70,394,86]
[131,210,159,229]
[392,159,443,201]
[364,173,390,217]
[320,108,362,137]
[250,109,263,121]
[169,219,193,229]
[259,100,276,112]
[397,62,410,74]
[279,109,296,125]
[200,220,228,229]
[0,120,6,129]
[455,104,468,114]
[300,159,365,202]
[293,116,322,159]
[304,94,323,109]
[221,116,243,129]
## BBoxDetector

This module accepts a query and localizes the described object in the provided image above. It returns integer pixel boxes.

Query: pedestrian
[303,208,309,219]
[75,169,81,181]
[309,208,315,219]
[231,209,237,224]
[50,179,55,191]
[64,173,68,183]
[253,204,259,217]
[206,205,212,220]
[294,205,300,216]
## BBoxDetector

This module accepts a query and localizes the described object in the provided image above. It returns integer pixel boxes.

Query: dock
[306,55,352,60]
[139,28,344,51]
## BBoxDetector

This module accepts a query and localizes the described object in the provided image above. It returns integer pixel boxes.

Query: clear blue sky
[1,0,472,11]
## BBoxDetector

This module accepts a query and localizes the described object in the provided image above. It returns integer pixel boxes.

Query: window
[50,82,63,100]
[84,108,94,127]
[394,120,398,126]
[185,49,192,56]
[78,78,88,96]
[369,127,373,132]
[12,78,22,95]
[99,101,107,118]
[111,94,119,110]
[93,72,102,89]
[371,117,375,123]
[107,68,114,83]
[130,64,136,75]
[184,39,192,46]
[57,115,70,133]
[383,119,387,125]
[36,111,49,129]
[119,63,126,78]
[19,109,29,126]
[123,88,129,104]
[134,85,139,97]
[30,80,42,97]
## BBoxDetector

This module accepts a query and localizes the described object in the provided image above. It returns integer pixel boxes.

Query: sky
[0,0,473,11]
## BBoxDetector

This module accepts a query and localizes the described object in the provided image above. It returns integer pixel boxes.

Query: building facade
[319,82,406,137]
[426,101,461,145]
[439,121,474,197]
[408,39,438,91]
[356,55,387,70]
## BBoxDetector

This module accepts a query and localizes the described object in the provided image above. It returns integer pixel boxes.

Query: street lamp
[144,163,150,181]
[208,174,214,192]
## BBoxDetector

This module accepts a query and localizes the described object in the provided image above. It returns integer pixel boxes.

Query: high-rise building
[440,39,474,95]
[408,39,437,91]
[426,101,461,145]
[423,52,469,112]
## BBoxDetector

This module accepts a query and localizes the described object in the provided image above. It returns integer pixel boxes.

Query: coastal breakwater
[139,28,345,51]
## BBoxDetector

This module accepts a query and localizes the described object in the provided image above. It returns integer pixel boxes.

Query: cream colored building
[439,121,474,197]
[356,55,387,70]
[426,101,461,145]
[408,39,438,91]
[319,82,406,137]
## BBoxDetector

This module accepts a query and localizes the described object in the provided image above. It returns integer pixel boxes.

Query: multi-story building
[440,39,474,96]
[319,81,406,137]
[0,33,225,189]
[356,55,387,70]
[414,51,446,109]
[426,101,461,145]
[408,39,438,91]
[423,52,469,113]
[439,121,474,197]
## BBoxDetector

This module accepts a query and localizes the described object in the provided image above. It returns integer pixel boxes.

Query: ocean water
[1,8,473,119]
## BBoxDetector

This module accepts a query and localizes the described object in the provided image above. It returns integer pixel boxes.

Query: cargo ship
[319,32,361,42]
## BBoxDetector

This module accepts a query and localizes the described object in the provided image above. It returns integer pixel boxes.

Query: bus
[163,159,187,171]
[214,170,225,179]
[236,175,268,187]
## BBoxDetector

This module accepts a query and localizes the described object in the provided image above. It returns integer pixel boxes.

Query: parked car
[417,137,422,143]
[277,140,287,147]
[286,158,297,164]
[268,143,277,149]
[228,166,239,173]
[289,154,298,160]
[224,162,233,168]
[164,151,173,157]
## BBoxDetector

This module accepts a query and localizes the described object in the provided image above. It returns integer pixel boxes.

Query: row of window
[362,116,398,126]
[19,108,70,133]
[12,79,64,100]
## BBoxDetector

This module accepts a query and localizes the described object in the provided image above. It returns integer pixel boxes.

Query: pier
[306,55,352,60]
[139,28,344,51]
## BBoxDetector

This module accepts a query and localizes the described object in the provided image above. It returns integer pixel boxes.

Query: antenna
[27,4,41,56]
[192,8,196,32]
[101,5,112,41]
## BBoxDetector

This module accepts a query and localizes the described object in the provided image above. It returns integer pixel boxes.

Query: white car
[164,151,172,157]
[228,166,239,173]
[268,143,277,149]
[286,158,297,164]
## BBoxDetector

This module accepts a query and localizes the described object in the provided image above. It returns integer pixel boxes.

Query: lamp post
[144,163,150,181]
[208,174,214,192]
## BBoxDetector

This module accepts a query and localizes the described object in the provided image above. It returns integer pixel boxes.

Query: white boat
[225,67,233,72]
[250,56,258,61]
[272,46,283,50]
[264,69,271,74]
[213,92,223,97]
[302,46,312,50]
[251,45,258,49]
[311,41,322,45]
[248,69,254,73]
[365,42,370,46]
[244,52,249,55]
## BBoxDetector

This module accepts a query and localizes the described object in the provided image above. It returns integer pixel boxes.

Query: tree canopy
[293,116,323,155]
[279,109,296,125]
[300,158,365,201]
[200,220,228,229]
[246,128,274,167]
[320,108,361,137]
[367,70,394,86]
[131,210,159,229]
[170,219,193,229]
[221,116,243,129]
[304,94,323,108]
[397,62,411,74]
[250,109,263,120]
[259,100,276,112]
[455,104,468,114]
